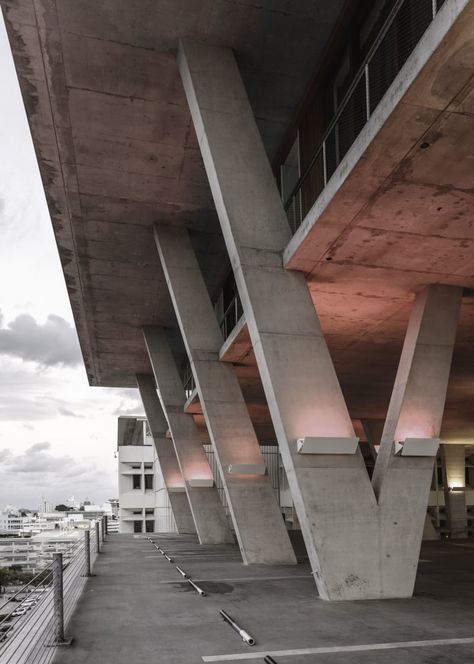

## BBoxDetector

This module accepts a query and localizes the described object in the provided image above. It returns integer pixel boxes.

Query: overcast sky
[0,16,144,509]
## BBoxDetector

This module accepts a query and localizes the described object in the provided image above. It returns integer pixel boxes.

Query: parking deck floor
[53,533,474,663]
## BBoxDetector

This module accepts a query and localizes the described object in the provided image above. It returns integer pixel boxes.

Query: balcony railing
[183,362,195,400]
[284,0,446,233]
[219,294,244,341]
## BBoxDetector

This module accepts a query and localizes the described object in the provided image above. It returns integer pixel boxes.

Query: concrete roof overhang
[1,0,347,387]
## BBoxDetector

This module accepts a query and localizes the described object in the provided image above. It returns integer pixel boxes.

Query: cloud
[0,441,116,508]
[58,406,84,418]
[0,311,82,367]
[0,441,102,480]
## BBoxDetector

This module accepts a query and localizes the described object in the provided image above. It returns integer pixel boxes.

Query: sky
[0,16,144,509]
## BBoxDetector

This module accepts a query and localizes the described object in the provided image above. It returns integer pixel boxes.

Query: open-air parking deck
[54,533,474,664]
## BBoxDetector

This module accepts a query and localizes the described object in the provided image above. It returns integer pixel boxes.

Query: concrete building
[0,530,84,572]
[2,0,474,620]
[117,416,178,534]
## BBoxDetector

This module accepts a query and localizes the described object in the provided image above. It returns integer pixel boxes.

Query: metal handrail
[219,294,243,341]
[283,0,441,224]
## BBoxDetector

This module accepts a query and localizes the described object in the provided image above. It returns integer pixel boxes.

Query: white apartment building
[0,530,85,572]
[118,417,177,534]
[0,509,23,534]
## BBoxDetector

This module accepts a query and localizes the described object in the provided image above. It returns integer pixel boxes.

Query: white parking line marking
[201,636,474,661]
[159,575,312,584]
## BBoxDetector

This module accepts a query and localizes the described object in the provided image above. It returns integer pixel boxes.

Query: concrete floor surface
[53,533,474,664]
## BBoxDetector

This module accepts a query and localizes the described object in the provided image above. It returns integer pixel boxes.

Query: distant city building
[117,416,177,534]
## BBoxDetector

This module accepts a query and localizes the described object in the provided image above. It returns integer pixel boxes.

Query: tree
[54,504,69,511]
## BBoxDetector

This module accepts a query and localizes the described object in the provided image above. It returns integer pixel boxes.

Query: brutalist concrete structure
[2,0,473,601]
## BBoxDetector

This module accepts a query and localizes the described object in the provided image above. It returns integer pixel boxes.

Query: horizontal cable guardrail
[0,523,102,664]
[284,0,446,232]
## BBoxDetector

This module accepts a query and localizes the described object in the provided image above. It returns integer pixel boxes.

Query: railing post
[51,553,72,646]
[364,63,370,121]
[95,521,101,553]
[82,530,93,577]
[101,516,106,543]
[104,515,108,537]
[322,141,327,187]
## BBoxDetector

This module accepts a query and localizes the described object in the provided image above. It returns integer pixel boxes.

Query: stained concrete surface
[54,533,474,664]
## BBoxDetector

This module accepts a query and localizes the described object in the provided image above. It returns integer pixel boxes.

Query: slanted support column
[143,327,233,545]
[154,226,296,565]
[136,374,196,535]
[442,444,468,539]
[178,38,376,599]
[373,285,463,493]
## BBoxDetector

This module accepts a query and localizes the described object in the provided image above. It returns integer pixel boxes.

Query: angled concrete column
[136,374,196,535]
[373,285,463,493]
[442,444,468,539]
[178,38,377,599]
[178,40,463,599]
[154,226,296,565]
[143,327,233,545]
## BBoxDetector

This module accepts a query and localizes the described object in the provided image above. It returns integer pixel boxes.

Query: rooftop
[56,533,474,664]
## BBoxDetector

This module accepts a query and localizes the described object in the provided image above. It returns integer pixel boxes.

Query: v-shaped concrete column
[136,373,196,534]
[178,39,462,599]
[154,226,296,564]
[143,327,233,545]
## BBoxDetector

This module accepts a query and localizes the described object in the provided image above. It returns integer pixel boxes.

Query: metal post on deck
[101,516,106,543]
[82,530,93,577]
[104,515,108,537]
[95,521,101,553]
[51,553,73,646]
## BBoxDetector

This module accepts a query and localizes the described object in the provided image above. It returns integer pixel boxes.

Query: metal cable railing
[284,0,446,232]
[219,294,244,341]
[0,525,101,664]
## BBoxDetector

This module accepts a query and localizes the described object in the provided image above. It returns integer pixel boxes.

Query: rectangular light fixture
[296,437,359,455]
[227,464,266,475]
[187,478,214,488]
[167,487,186,493]
[395,438,440,457]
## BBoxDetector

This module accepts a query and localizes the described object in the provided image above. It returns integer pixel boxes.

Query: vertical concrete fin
[142,327,234,545]
[135,373,196,534]
[154,225,296,564]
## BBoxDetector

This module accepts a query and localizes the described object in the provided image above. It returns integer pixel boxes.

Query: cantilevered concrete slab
[2,0,473,447]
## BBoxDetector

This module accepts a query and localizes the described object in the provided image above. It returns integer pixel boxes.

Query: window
[132,475,141,490]
[131,464,141,469]
[132,510,142,515]
[144,474,153,490]
[144,463,153,469]
[145,520,155,533]
[145,509,154,515]
[133,520,142,533]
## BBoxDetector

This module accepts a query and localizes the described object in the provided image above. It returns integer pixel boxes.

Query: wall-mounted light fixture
[187,478,214,488]
[227,464,266,475]
[395,438,440,457]
[296,437,359,455]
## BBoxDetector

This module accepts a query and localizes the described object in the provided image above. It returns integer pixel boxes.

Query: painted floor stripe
[159,574,312,585]
[201,636,474,661]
